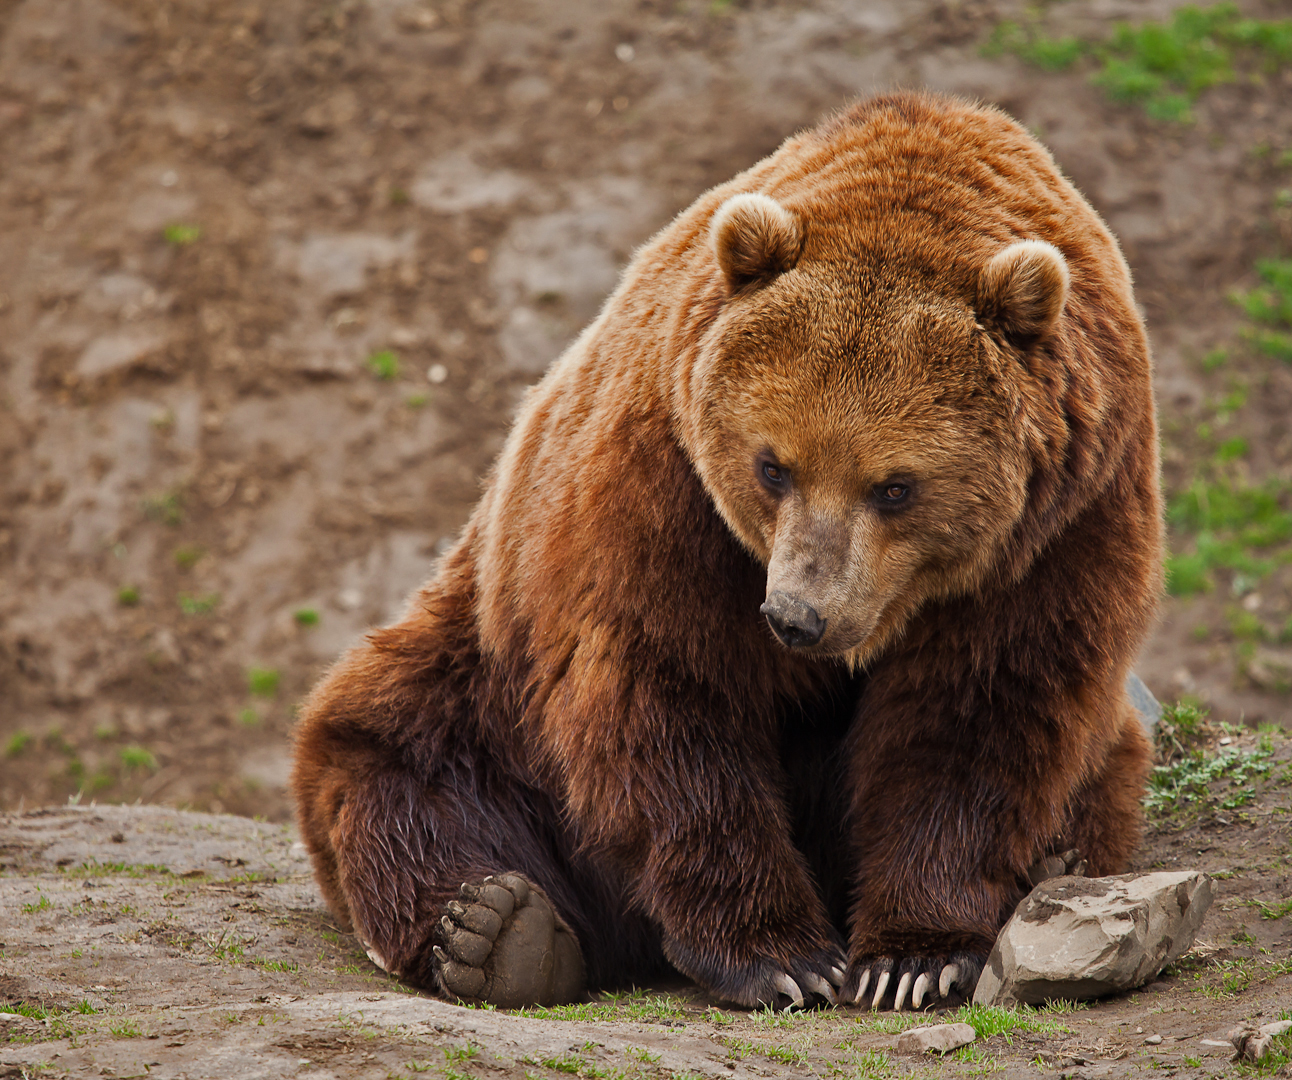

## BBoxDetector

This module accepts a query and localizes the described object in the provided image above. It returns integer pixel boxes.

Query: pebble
[894,1023,976,1055]
[1143,1034,1162,1045]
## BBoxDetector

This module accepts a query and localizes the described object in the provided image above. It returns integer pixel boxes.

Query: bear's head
[680,191,1071,666]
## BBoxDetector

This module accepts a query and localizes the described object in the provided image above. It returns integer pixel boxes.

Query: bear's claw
[800,972,837,1005]
[848,953,984,1011]
[434,871,585,1008]
[773,972,804,1008]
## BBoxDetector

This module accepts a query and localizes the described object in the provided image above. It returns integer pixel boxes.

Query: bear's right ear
[975,239,1070,348]
[710,193,802,292]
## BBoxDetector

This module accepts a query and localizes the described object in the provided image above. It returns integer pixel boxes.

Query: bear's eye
[876,482,910,505]
[759,461,788,491]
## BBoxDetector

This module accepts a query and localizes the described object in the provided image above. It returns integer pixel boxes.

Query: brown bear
[291,90,1161,1012]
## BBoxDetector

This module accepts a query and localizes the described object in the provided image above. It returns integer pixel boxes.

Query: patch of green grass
[1156,699,1213,758]
[173,544,204,569]
[178,592,219,615]
[444,1045,479,1063]
[366,349,400,380]
[536,1054,585,1074]
[250,957,299,973]
[405,391,430,408]
[109,1019,142,1038]
[1,1002,54,1020]
[1229,606,1268,642]
[1165,478,1292,595]
[163,223,202,246]
[1145,739,1273,818]
[991,4,1292,123]
[116,585,141,606]
[1234,1007,1292,1075]
[5,730,32,758]
[208,931,248,962]
[1249,897,1292,920]
[984,21,1087,70]
[1169,479,1292,544]
[1234,258,1292,363]
[1217,436,1250,461]
[850,1002,1073,1039]
[847,1048,895,1079]
[1202,347,1229,371]
[247,666,280,697]
[521,987,686,1024]
[292,607,320,626]
[238,707,260,727]
[142,488,184,526]
[57,860,183,880]
[120,745,158,771]
[21,893,52,914]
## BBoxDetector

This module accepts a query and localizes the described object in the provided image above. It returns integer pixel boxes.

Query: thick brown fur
[291,91,1161,1009]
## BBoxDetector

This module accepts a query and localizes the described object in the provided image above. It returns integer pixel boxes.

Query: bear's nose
[760,592,826,649]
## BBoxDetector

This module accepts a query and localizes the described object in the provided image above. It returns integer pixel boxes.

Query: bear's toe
[434,872,585,1009]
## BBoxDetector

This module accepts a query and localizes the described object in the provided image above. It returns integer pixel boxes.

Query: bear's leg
[299,740,659,1007]
[1058,708,1151,877]
[837,693,1086,1010]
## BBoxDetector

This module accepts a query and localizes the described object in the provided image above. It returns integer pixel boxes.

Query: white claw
[854,970,871,1005]
[772,972,804,1009]
[802,973,837,1005]
[912,972,931,1008]
[828,965,846,988]
[871,970,890,1010]
[893,971,913,1012]
[939,963,960,998]
[362,940,389,972]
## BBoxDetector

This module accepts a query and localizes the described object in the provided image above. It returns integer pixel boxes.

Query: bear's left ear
[710,192,802,292]
[975,240,1070,347]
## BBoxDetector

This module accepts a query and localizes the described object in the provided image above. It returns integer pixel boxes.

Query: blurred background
[0,0,1290,821]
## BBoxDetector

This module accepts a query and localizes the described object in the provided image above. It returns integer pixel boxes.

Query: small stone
[973,871,1212,1007]
[1230,1022,1292,1062]
[1143,1034,1162,1045]
[299,104,333,135]
[895,1023,976,1055]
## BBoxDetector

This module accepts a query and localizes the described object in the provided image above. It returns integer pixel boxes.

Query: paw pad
[434,872,584,1008]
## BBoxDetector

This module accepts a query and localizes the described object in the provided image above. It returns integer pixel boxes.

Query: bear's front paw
[432,872,585,1009]
[665,936,845,1010]
[761,954,847,1011]
[844,952,984,1011]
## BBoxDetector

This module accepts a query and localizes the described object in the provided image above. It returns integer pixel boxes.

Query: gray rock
[973,872,1212,1007]
[1229,1020,1292,1062]
[894,1023,976,1055]
[1126,672,1161,734]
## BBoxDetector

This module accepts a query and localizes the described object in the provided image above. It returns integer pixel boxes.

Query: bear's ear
[975,240,1070,347]
[710,193,802,292]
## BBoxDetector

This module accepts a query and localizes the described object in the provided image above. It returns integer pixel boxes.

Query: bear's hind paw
[846,952,984,1011]
[433,872,585,1009]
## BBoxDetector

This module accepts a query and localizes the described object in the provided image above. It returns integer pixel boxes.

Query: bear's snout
[760,592,826,649]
